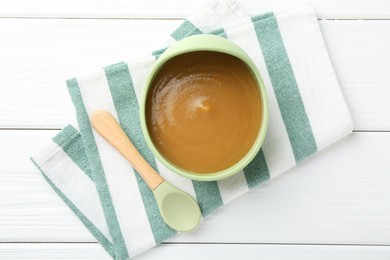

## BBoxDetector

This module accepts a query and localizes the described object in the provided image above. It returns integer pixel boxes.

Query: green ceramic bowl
[140,34,269,181]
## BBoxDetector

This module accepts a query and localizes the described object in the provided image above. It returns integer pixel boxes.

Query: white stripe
[188,0,249,33]
[77,70,156,255]
[32,135,64,167]
[33,140,112,243]
[127,60,198,200]
[162,37,176,48]
[217,171,249,204]
[126,56,156,104]
[225,18,296,179]
[155,159,197,199]
[275,6,353,151]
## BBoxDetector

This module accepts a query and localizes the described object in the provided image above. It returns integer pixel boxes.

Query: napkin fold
[31,0,353,258]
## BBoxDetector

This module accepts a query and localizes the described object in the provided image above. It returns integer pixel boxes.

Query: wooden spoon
[91,110,201,232]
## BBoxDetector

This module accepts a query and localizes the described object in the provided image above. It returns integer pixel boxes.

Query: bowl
[140,34,268,181]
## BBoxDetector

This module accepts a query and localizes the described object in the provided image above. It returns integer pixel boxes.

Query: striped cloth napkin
[31,0,353,258]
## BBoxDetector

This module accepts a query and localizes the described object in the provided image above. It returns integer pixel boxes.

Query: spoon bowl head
[153,181,201,232]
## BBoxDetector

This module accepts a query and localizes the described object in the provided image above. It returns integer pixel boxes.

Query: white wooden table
[0,0,389,259]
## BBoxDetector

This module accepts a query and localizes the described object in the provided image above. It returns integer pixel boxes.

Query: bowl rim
[140,34,269,181]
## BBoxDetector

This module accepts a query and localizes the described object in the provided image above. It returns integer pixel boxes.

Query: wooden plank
[0,20,388,130]
[320,21,390,131]
[0,131,389,244]
[0,243,389,260]
[0,243,109,260]
[0,19,180,129]
[0,0,389,19]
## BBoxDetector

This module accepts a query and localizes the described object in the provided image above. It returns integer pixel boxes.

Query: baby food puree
[146,51,262,173]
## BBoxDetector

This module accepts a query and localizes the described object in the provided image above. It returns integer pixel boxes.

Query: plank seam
[1,129,389,132]
[1,242,389,247]
[0,17,389,21]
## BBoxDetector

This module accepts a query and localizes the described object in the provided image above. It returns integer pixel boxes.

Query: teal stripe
[104,62,176,244]
[243,149,270,189]
[31,159,115,258]
[210,28,227,38]
[52,125,94,181]
[152,47,168,60]
[252,13,317,162]
[66,78,129,259]
[192,181,223,216]
[171,20,202,41]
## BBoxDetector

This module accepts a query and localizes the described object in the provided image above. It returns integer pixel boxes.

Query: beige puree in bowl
[146,51,262,174]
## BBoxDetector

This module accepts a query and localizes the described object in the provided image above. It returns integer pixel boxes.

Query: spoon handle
[91,110,164,190]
